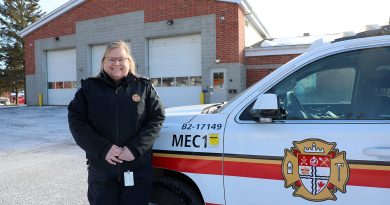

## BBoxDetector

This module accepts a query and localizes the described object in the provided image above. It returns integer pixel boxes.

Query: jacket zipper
[115,86,122,181]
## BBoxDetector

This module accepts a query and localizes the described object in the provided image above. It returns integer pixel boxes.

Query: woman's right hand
[105,145,123,165]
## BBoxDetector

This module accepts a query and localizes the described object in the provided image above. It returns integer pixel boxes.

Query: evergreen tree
[0,0,44,104]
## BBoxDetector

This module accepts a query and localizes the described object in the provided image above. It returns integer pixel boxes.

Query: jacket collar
[98,71,137,87]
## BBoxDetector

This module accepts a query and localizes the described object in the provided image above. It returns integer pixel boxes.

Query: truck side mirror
[250,94,286,122]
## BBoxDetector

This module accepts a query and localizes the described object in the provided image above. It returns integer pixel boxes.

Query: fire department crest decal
[282,139,349,202]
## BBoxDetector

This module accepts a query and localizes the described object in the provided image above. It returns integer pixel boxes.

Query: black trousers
[87,162,153,205]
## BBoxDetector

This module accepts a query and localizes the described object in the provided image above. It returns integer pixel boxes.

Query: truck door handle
[364,147,390,157]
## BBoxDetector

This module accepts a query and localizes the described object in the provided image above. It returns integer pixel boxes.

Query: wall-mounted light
[54,36,59,41]
[166,19,174,25]
[215,59,220,64]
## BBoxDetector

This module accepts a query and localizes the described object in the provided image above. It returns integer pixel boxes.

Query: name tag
[124,171,134,186]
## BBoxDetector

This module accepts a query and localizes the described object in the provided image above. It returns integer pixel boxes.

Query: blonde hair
[100,40,136,75]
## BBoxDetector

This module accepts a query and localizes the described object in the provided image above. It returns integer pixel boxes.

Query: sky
[38,0,390,38]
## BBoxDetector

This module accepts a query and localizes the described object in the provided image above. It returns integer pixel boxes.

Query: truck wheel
[150,176,204,205]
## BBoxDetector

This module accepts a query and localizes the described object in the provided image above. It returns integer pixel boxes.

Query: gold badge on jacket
[282,138,349,202]
[132,94,140,102]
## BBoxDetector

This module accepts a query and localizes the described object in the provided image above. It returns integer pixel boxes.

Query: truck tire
[150,176,204,205]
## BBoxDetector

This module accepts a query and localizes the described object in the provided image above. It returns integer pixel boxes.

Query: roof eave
[239,0,271,39]
[245,44,309,56]
[18,0,85,38]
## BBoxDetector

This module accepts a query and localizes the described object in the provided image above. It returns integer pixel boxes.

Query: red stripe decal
[224,161,283,180]
[349,168,390,188]
[153,156,390,188]
[153,156,222,175]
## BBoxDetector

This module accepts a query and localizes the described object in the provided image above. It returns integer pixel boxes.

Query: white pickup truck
[150,26,390,205]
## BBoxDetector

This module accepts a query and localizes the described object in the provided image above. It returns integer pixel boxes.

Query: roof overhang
[237,0,270,39]
[18,0,85,38]
[245,44,309,57]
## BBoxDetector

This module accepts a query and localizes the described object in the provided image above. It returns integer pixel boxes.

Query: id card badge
[124,171,134,186]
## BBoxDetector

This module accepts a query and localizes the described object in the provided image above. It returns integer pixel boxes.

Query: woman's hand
[105,145,123,165]
[118,146,135,161]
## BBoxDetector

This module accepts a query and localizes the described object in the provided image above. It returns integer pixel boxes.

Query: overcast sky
[39,0,390,38]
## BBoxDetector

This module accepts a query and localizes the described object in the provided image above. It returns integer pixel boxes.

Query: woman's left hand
[118,146,135,161]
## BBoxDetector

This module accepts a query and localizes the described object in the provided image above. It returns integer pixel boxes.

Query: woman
[68,41,165,205]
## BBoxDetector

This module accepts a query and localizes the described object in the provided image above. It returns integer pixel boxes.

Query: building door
[210,68,227,103]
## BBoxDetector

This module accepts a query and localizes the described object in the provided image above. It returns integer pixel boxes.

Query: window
[48,81,77,89]
[151,78,161,87]
[240,46,390,121]
[151,76,202,87]
[271,66,356,120]
[213,72,224,88]
[162,78,175,87]
[176,77,189,86]
[190,76,202,86]
[293,68,355,105]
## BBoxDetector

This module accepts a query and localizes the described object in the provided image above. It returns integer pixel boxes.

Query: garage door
[149,34,202,107]
[47,49,77,105]
[91,45,107,76]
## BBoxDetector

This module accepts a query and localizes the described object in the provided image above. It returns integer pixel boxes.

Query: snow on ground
[0,106,88,204]
[0,106,74,155]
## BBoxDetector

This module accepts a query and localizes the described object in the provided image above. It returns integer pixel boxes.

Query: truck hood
[164,104,215,123]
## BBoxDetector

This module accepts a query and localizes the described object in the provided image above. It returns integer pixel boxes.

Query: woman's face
[103,47,130,82]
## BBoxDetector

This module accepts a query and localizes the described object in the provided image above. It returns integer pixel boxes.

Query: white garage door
[149,34,202,107]
[91,45,107,76]
[47,49,77,105]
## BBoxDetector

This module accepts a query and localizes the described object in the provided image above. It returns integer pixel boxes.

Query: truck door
[223,46,390,204]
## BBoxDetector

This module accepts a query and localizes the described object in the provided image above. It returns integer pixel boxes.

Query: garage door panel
[48,89,77,106]
[150,44,200,57]
[149,34,201,77]
[47,49,76,82]
[150,61,201,77]
[149,35,200,47]
[155,87,202,107]
[47,49,77,105]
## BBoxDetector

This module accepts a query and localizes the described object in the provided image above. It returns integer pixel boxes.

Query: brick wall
[245,54,299,87]
[24,0,242,75]
[237,7,245,64]
[246,54,299,65]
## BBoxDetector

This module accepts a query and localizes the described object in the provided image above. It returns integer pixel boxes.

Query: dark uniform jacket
[68,72,165,173]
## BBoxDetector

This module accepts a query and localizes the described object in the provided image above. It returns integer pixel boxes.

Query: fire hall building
[20,0,305,106]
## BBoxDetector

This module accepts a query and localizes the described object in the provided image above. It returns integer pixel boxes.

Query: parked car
[0,97,10,105]
[150,25,390,205]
